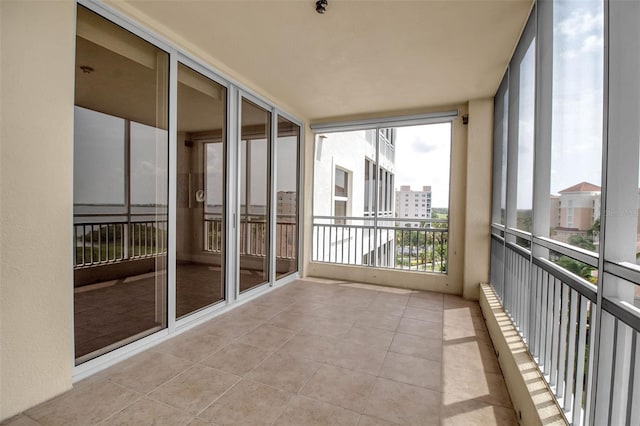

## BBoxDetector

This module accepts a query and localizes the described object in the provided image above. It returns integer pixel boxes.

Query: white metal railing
[204,218,297,260]
[74,218,167,268]
[493,236,597,425]
[312,216,448,273]
[491,219,640,426]
[75,215,297,269]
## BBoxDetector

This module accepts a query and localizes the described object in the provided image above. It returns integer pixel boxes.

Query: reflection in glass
[516,38,536,233]
[276,116,300,279]
[550,0,603,254]
[176,63,227,317]
[73,5,168,363]
[74,108,125,208]
[239,99,271,292]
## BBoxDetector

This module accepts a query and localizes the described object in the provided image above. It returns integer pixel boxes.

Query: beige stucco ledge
[479,284,567,426]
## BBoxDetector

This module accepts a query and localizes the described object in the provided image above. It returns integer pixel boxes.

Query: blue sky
[395,122,451,208]
[516,0,604,210]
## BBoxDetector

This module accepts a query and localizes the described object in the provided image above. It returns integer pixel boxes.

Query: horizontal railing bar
[312,215,448,223]
[601,297,640,334]
[505,227,532,240]
[604,261,640,287]
[534,236,598,268]
[505,241,531,259]
[312,224,448,232]
[491,223,505,232]
[74,212,168,217]
[491,233,505,244]
[532,256,597,303]
[75,220,168,226]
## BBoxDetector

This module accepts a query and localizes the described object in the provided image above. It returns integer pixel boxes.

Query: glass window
[175,63,227,318]
[335,168,348,197]
[312,123,450,273]
[501,88,508,225]
[73,5,168,363]
[275,115,300,279]
[239,98,271,293]
[73,108,125,209]
[364,159,371,213]
[515,38,536,233]
[549,0,603,253]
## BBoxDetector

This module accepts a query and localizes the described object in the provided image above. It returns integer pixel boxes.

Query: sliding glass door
[275,116,300,279]
[175,63,227,318]
[239,98,272,293]
[73,4,302,366]
[73,6,168,363]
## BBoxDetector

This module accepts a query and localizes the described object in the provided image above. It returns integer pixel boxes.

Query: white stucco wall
[1,1,76,420]
[463,99,493,299]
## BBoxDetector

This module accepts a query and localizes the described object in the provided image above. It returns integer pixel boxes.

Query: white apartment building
[550,182,601,243]
[312,129,396,266]
[395,185,432,227]
[276,191,297,217]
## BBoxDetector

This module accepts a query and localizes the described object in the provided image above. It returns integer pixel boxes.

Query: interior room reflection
[176,63,227,318]
[73,6,169,363]
[239,99,272,293]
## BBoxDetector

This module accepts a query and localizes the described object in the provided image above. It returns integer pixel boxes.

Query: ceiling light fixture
[315,0,327,14]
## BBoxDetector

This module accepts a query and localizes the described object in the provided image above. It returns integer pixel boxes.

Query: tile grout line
[191,375,244,421]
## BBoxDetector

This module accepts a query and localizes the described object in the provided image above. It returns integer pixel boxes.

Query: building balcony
[3,277,517,426]
[7,0,639,424]
[7,214,568,426]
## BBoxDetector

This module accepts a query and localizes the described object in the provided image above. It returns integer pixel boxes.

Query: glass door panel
[275,116,300,279]
[239,99,271,292]
[176,63,227,318]
[73,5,168,364]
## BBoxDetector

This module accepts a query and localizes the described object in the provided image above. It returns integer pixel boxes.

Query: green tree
[568,235,595,251]
[587,218,600,238]
[555,256,596,284]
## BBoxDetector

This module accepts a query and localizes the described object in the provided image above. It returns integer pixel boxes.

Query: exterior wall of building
[549,197,560,229]
[312,130,395,265]
[306,104,471,295]
[277,192,297,216]
[312,130,376,218]
[395,185,432,227]
[0,1,76,419]
[558,191,600,231]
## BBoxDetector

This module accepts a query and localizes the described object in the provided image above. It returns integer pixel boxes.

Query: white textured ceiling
[115,0,532,122]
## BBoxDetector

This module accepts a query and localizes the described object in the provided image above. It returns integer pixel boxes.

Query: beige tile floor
[4,278,517,426]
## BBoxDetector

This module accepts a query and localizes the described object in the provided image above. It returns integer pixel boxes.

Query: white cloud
[581,34,603,53]
[395,123,451,208]
[559,9,603,38]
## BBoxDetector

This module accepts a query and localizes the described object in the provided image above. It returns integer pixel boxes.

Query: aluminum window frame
[74,0,304,379]
[311,112,456,272]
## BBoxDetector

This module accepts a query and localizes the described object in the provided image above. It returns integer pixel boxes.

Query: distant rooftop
[397,185,432,192]
[558,181,601,194]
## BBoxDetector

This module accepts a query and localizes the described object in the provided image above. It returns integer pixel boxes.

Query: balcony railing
[312,216,448,273]
[74,215,167,268]
[75,216,297,269]
[491,226,640,425]
[203,217,297,260]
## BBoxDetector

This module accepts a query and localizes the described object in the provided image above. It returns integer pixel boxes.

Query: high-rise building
[395,185,432,227]
[550,182,600,243]
[312,128,396,266]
